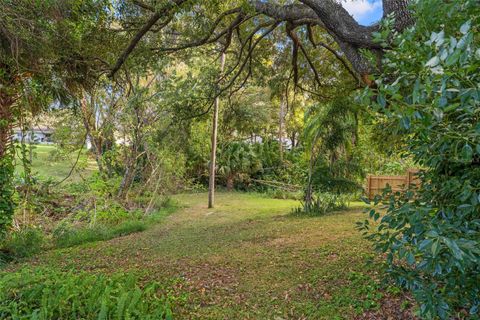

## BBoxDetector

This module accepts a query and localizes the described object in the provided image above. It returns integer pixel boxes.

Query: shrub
[359,1,480,318]
[293,192,349,216]
[94,202,134,225]
[0,267,173,319]
[0,227,45,262]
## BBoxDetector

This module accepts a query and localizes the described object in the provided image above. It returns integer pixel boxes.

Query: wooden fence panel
[366,170,420,199]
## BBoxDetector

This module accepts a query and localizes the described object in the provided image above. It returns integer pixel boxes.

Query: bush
[0,228,45,262]
[0,267,173,319]
[292,192,349,216]
[359,1,480,318]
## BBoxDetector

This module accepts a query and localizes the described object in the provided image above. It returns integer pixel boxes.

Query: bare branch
[218,22,280,99]
[286,23,324,88]
[316,41,360,85]
[221,20,274,82]
[152,9,247,52]
[131,0,155,12]
[109,0,187,77]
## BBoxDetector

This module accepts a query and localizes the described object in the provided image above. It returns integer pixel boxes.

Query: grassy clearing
[14,144,97,182]
[6,192,409,319]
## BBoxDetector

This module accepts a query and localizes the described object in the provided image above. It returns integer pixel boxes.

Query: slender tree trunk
[291,132,296,149]
[278,95,286,162]
[118,159,136,199]
[305,131,320,212]
[80,93,105,176]
[118,137,140,199]
[208,52,226,209]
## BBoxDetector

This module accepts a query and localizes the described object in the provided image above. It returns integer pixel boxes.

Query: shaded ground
[23,192,413,319]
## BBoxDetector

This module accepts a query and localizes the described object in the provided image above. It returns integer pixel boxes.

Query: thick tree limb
[131,0,155,12]
[252,2,322,25]
[109,13,163,77]
[299,0,379,48]
[286,23,324,88]
[109,0,187,77]
[111,0,412,84]
[383,0,414,31]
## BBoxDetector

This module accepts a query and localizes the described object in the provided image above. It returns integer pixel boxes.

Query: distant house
[12,126,54,144]
[245,135,294,150]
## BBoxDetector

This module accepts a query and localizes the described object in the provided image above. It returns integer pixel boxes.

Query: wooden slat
[366,169,421,199]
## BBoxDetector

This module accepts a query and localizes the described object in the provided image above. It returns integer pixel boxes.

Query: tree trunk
[118,159,136,199]
[79,93,105,176]
[208,51,226,209]
[278,94,286,162]
[118,136,141,200]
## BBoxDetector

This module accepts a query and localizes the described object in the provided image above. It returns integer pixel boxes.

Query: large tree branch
[110,0,412,84]
[299,0,380,48]
[152,9,248,53]
[109,0,187,77]
[383,0,413,31]
[249,0,384,76]
[252,2,322,25]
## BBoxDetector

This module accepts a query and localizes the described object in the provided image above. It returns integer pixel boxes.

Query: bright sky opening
[342,0,383,26]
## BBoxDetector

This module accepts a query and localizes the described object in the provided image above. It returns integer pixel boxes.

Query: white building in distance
[12,126,54,144]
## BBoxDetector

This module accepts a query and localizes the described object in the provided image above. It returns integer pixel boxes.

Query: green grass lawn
[14,144,97,182]
[9,192,411,319]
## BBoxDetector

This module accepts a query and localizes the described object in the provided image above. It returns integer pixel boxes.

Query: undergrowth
[291,192,350,216]
[0,267,174,319]
[0,201,179,265]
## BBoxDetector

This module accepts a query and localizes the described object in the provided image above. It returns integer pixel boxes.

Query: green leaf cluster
[359,1,480,318]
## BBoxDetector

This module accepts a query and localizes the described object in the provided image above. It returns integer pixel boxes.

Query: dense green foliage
[0,173,178,263]
[0,267,173,319]
[0,0,117,236]
[0,157,15,238]
[217,141,262,190]
[298,97,364,214]
[360,1,480,318]
[0,228,44,263]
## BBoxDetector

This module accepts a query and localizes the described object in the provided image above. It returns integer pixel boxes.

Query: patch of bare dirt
[355,293,417,320]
